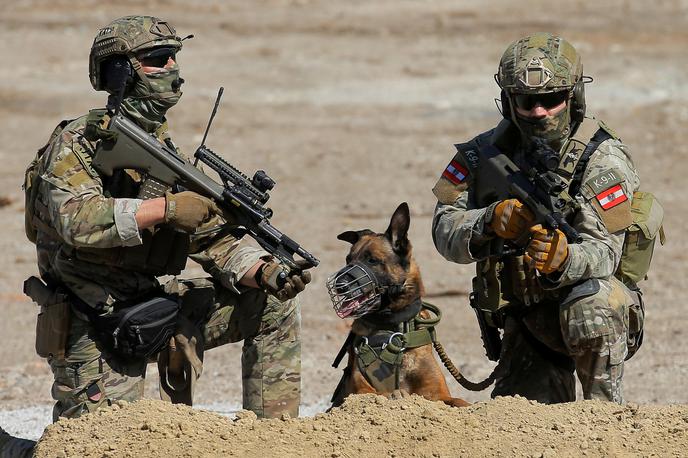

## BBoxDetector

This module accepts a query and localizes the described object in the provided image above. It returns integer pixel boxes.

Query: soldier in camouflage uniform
[432,33,639,403]
[25,16,310,422]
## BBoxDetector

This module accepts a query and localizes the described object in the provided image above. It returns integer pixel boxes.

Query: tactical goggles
[513,90,568,110]
[138,47,177,68]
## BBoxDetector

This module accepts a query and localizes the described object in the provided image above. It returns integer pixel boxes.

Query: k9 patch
[442,160,469,184]
[584,168,633,233]
[596,184,627,210]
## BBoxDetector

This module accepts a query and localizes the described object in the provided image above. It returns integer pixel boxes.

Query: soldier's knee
[560,279,627,355]
[51,354,145,420]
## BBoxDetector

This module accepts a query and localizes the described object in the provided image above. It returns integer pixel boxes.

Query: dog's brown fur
[332,203,469,408]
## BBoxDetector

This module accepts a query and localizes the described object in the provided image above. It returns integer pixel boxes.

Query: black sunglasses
[138,47,177,68]
[513,91,569,110]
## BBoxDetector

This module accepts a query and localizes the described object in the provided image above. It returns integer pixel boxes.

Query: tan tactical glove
[258,260,312,301]
[489,198,535,239]
[524,224,569,274]
[164,191,219,232]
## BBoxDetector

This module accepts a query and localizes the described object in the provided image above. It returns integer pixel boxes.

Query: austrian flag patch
[442,160,468,184]
[596,184,627,210]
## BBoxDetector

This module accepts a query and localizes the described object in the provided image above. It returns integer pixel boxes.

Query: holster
[24,276,71,360]
[469,290,503,362]
[157,315,204,406]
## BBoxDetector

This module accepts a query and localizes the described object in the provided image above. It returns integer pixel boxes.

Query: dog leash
[419,301,502,392]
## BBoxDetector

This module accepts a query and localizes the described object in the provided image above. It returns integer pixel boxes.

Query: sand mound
[34,395,688,457]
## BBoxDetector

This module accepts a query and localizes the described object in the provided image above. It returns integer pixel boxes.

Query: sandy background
[1,0,687,445]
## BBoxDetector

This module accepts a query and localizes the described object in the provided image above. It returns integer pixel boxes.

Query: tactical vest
[455,117,662,315]
[24,111,190,277]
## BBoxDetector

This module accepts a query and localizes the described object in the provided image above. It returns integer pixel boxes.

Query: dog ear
[385,202,410,255]
[337,229,374,245]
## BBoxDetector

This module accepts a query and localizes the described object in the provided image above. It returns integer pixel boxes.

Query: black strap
[358,298,423,328]
[568,128,612,197]
[332,331,354,369]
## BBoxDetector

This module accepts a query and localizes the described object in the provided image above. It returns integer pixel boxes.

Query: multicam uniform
[432,117,638,403]
[31,111,300,420]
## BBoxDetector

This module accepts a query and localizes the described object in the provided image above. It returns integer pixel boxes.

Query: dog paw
[444,397,471,408]
[388,389,411,400]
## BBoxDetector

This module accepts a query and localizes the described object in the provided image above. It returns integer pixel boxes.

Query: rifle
[480,139,583,246]
[92,88,319,271]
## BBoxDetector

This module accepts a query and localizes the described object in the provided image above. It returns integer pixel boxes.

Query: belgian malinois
[328,202,469,407]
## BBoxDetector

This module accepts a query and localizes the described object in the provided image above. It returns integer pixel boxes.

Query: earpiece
[500,89,512,120]
[101,56,135,95]
[570,79,586,124]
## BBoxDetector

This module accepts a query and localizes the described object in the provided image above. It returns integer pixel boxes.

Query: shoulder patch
[591,197,633,233]
[433,176,465,205]
[442,159,469,184]
[433,153,470,205]
[584,168,632,232]
[584,169,624,197]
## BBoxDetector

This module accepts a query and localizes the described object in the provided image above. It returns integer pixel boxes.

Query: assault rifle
[481,139,583,247]
[92,88,319,271]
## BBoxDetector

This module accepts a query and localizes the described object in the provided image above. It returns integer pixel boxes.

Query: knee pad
[560,279,625,355]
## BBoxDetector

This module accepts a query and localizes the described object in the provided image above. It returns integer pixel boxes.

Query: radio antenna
[195,87,224,166]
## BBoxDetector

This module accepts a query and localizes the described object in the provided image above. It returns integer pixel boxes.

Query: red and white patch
[442,160,468,185]
[596,184,627,210]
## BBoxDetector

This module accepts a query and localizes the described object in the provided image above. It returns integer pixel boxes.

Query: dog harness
[332,299,441,393]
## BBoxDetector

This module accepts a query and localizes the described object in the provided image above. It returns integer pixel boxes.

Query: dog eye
[366,257,381,265]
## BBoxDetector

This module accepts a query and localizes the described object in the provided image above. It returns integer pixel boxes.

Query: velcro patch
[442,160,468,184]
[592,197,633,233]
[432,176,466,205]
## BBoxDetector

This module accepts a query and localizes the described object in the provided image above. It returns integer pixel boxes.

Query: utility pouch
[616,191,665,287]
[24,276,71,360]
[472,258,509,314]
[90,296,180,360]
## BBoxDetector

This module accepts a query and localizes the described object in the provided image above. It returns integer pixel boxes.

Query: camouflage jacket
[32,111,268,311]
[431,117,639,303]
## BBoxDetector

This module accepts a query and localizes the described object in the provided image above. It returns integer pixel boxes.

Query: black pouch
[92,296,180,359]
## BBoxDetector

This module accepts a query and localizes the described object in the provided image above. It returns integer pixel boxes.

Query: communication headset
[101,56,135,96]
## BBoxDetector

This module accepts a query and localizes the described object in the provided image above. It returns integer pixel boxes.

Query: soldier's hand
[489,198,535,239]
[164,191,219,232]
[524,224,569,274]
[258,260,312,301]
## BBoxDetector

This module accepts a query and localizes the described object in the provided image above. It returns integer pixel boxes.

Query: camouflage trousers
[492,277,632,404]
[49,277,300,421]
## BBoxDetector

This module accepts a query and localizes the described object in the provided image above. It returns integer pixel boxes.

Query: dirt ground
[33,395,688,457]
[1,0,687,454]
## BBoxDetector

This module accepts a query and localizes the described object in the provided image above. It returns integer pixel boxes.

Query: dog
[328,202,469,408]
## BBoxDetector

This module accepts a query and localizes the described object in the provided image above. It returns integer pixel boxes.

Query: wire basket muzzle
[326,262,382,319]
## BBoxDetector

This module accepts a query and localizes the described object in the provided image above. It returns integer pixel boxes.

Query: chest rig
[457,118,614,314]
[32,110,190,277]
[332,300,441,393]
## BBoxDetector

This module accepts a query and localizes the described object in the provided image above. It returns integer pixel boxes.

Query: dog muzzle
[326,262,383,319]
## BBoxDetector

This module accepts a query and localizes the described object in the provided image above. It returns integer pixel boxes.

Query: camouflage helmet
[497,32,583,95]
[89,16,183,91]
